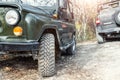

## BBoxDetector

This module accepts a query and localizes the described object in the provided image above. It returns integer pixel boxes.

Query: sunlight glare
[84,0,97,4]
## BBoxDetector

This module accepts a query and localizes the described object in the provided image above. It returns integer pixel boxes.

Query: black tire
[114,11,120,25]
[66,37,76,55]
[38,33,55,77]
[96,31,105,44]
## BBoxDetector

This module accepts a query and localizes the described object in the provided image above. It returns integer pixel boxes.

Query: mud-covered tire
[66,37,76,55]
[38,33,55,77]
[96,31,105,44]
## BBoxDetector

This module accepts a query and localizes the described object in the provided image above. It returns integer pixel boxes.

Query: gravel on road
[0,41,120,80]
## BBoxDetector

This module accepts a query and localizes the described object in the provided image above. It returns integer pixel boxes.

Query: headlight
[5,10,20,25]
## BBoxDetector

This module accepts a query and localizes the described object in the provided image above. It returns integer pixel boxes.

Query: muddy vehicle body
[0,0,76,77]
[96,0,120,43]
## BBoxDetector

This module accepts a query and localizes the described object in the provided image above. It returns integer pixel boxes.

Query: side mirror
[59,0,67,9]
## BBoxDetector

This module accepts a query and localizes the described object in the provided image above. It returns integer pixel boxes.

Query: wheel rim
[73,43,75,51]
[72,41,76,53]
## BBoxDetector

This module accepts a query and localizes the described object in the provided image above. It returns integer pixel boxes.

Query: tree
[72,0,107,42]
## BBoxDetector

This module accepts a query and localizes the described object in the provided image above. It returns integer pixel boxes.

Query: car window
[98,0,120,12]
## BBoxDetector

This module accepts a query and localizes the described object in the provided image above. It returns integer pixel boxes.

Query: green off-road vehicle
[0,0,76,77]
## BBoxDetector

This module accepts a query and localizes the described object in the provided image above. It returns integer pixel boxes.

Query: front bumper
[0,42,39,52]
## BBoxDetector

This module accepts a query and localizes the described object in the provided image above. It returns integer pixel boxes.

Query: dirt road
[1,41,120,80]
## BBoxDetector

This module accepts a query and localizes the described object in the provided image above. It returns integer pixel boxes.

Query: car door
[58,0,75,46]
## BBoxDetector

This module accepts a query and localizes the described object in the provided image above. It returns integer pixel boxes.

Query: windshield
[0,0,17,2]
[0,0,57,7]
[21,0,57,7]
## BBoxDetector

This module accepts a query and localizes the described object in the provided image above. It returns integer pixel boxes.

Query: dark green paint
[0,0,76,51]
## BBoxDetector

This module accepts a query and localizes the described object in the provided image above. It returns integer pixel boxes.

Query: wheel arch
[39,27,60,43]
[38,26,62,55]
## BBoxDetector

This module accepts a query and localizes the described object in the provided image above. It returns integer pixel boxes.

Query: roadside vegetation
[74,0,108,42]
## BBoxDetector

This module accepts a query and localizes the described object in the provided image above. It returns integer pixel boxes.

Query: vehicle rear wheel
[66,36,76,55]
[96,32,105,44]
[38,33,56,77]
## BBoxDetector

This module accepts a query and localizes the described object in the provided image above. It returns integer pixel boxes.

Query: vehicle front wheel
[38,33,55,77]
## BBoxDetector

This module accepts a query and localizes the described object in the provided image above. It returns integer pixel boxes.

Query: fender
[25,13,51,40]
[39,24,62,47]
[25,14,62,48]
[25,13,38,40]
